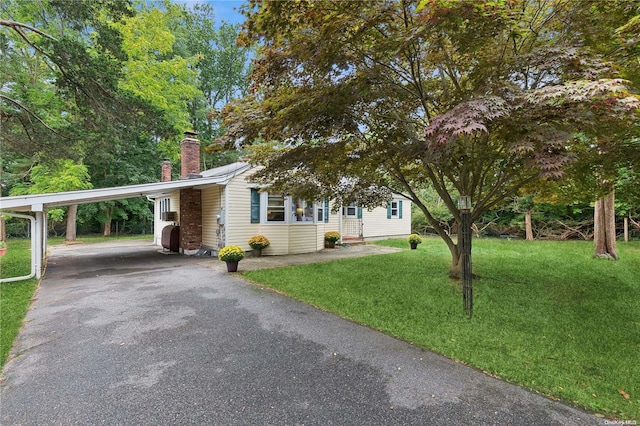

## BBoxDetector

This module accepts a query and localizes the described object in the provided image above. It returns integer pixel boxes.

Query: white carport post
[34,207,45,279]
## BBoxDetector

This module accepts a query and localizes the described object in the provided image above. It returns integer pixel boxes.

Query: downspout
[224,184,229,247]
[0,212,37,283]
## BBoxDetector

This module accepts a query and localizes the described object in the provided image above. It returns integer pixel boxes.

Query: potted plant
[0,240,6,257]
[218,245,245,272]
[408,234,422,250]
[324,231,341,248]
[248,235,270,257]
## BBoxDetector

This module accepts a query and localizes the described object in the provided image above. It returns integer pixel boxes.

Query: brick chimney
[181,131,201,179]
[161,159,172,182]
[178,131,202,253]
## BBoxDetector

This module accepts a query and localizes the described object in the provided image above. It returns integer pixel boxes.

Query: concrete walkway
[0,240,601,425]
[207,243,403,272]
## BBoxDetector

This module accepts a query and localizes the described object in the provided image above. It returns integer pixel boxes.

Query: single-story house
[153,134,411,255]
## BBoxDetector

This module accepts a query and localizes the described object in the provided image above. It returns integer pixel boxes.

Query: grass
[48,233,153,246]
[0,239,38,369]
[243,237,640,420]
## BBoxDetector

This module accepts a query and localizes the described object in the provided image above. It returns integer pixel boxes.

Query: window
[291,198,314,222]
[267,194,286,222]
[160,198,171,214]
[387,200,403,219]
[256,192,322,224]
[390,201,399,217]
[345,203,358,218]
[317,200,329,223]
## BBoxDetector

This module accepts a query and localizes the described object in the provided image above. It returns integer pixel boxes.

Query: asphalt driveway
[0,240,601,425]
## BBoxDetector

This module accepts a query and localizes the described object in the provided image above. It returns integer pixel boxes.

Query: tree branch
[0,94,65,136]
[0,19,57,41]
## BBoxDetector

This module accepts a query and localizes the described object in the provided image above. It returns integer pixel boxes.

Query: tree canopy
[220,0,639,273]
[1,0,253,237]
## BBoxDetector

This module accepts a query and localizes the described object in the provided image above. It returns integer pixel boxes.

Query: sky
[208,1,245,25]
[176,0,246,25]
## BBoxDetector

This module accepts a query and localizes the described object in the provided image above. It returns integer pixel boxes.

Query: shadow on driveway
[1,240,600,425]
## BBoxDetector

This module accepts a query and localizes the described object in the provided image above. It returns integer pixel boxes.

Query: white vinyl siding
[362,199,411,240]
[202,186,223,248]
[225,169,261,250]
[289,225,319,254]
[154,192,180,245]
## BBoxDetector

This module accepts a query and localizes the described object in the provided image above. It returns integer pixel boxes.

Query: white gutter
[0,175,230,212]
[0,212,37,283]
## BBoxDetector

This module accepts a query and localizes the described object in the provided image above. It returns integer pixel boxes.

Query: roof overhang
[0,171,246,213]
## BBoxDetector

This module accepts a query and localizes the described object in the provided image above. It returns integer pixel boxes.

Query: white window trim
[261,192,320,225]
[159,198,171,215]
[344,203,358,218]
[390,200,399,218]
[265,193,287,224]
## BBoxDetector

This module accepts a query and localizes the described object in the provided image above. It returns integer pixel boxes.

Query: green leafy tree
[1,0,135,156]
[559,1,640,259]
[1,0,188,237]
[221,0,639,276]
[111,3,200,136]
[174,4,253,169]
[9,160,92,240]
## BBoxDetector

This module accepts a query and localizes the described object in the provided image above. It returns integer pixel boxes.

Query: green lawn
[0,239,38,369]
[243,237,640,420]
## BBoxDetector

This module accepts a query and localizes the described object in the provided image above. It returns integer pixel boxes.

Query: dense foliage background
[2,0,639,250]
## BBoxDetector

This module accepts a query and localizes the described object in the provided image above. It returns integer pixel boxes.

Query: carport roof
[0,162,251,212]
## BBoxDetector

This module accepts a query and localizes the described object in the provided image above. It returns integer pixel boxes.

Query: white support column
[34,210,45,279]
[339,207,344,244]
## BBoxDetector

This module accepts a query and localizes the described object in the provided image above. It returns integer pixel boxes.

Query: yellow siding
[225,169,261,250]
[315,223,327,250]
[154,192,180,246]
[362,200,412,240]
[257,226,289,255]
[202,186,223,248]
[288,225,319,254]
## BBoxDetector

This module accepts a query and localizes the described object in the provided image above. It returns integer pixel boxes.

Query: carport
[0,175,231,282]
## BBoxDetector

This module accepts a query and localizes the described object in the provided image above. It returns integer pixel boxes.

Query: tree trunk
[525,210,534,241]
[623,217,628,243]
[449,243,462,279]
[103,208,113,237]
[594,190,618,260]
[413,201,461,278]
[65,204,78,242]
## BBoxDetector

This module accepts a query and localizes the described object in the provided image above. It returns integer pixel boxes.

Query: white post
[34,210,45,279]
[339,207,343,244]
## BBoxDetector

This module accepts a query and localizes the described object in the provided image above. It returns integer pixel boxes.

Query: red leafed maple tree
[220,0,639,276]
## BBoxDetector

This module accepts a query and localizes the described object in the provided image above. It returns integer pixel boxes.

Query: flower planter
[226,261,239,272]
[248,235,270,255]
[218,245,245,270]
[0,248,6,257]
[408,234,422,250]
[324,231,340,249]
